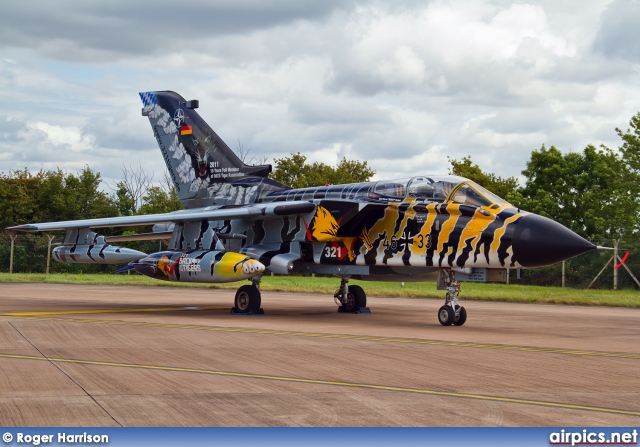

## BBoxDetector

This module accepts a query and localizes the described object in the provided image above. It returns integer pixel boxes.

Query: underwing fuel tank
[128,250,265,283]
[52,245,147,264]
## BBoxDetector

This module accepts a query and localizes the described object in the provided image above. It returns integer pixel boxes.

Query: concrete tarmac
[0,283,639,426]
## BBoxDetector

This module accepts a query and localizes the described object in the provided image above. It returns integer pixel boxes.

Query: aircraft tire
[453,306,467,326]
[438,305,455,326]
[234,285,261,313]
[341,285,366,313]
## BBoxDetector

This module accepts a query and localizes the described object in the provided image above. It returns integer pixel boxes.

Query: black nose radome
[512,214,596,268]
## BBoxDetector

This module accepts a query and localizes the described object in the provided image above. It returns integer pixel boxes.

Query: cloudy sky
[1,0,639,189]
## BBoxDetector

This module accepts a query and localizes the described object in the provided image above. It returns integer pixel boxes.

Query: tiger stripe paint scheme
[210,199,529,273]
[340,202,528,270]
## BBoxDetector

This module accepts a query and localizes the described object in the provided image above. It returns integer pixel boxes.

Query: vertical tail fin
[140,91,277,208]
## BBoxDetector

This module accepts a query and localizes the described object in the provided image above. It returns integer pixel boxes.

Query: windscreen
[449,181,510,207]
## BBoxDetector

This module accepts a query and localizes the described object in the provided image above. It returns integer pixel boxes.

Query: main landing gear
[232,276,264,315]
[232,275,370,315]
[334,277,370,313]
[437,270,467,326]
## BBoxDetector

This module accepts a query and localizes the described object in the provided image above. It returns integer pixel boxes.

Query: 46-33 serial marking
[383,230,432,251]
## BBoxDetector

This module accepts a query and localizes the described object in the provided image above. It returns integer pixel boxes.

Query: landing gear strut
[334,277,369,313]
[437,270,466,326]
[232,275,264,315]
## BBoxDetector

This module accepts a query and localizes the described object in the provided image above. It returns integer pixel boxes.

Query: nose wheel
[437,270,467,326]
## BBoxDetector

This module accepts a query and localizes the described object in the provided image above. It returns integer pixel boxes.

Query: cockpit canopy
[374,175,510,207]
[261,175,510,208]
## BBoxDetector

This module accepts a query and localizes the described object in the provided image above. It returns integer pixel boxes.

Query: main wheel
[453,306,467,326]
[234,285,261,313]
[438,305,455,326]
[340,285,367,313]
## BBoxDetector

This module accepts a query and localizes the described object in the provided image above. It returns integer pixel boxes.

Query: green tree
[138,185,182,215]
[0,169,42,228]
[73,166,118,219]
[33,169,68,223]
[510,144,633,240]
[448,156,519,200]
[0,167,117,228]
[115,181,135,216]
[330,157,377,185]
[271,152,375,188]
[46,167,118,221]
[0,166,119,273]
[615,112,640,236]
[617,112,640,175]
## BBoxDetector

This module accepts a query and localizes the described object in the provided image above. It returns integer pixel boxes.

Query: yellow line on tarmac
[0,306,227,316]
[2,314,639,361]
[0,352,638,417]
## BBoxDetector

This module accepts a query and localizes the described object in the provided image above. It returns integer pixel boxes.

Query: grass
[1,272,639,308]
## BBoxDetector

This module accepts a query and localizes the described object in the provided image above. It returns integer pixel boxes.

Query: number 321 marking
[324,246,342,258]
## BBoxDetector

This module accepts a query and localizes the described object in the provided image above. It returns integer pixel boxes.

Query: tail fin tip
[139,91,158,107]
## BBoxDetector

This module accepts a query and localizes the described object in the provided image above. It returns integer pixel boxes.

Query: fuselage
[208,175,595,274]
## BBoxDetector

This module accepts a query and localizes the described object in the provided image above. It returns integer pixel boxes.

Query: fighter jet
[8,91,596,326]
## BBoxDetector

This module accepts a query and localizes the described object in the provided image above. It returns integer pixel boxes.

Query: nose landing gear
[334,277,370,314]
[437,270,467,326]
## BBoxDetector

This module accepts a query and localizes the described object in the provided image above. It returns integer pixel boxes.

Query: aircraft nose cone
[512,214,596,268]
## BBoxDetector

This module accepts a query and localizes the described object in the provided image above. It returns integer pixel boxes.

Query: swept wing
[7,201,316,232]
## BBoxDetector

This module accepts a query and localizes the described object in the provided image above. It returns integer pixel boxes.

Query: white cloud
[324,1,578,98]
[0,0,639,191]
[27,122,94,150]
